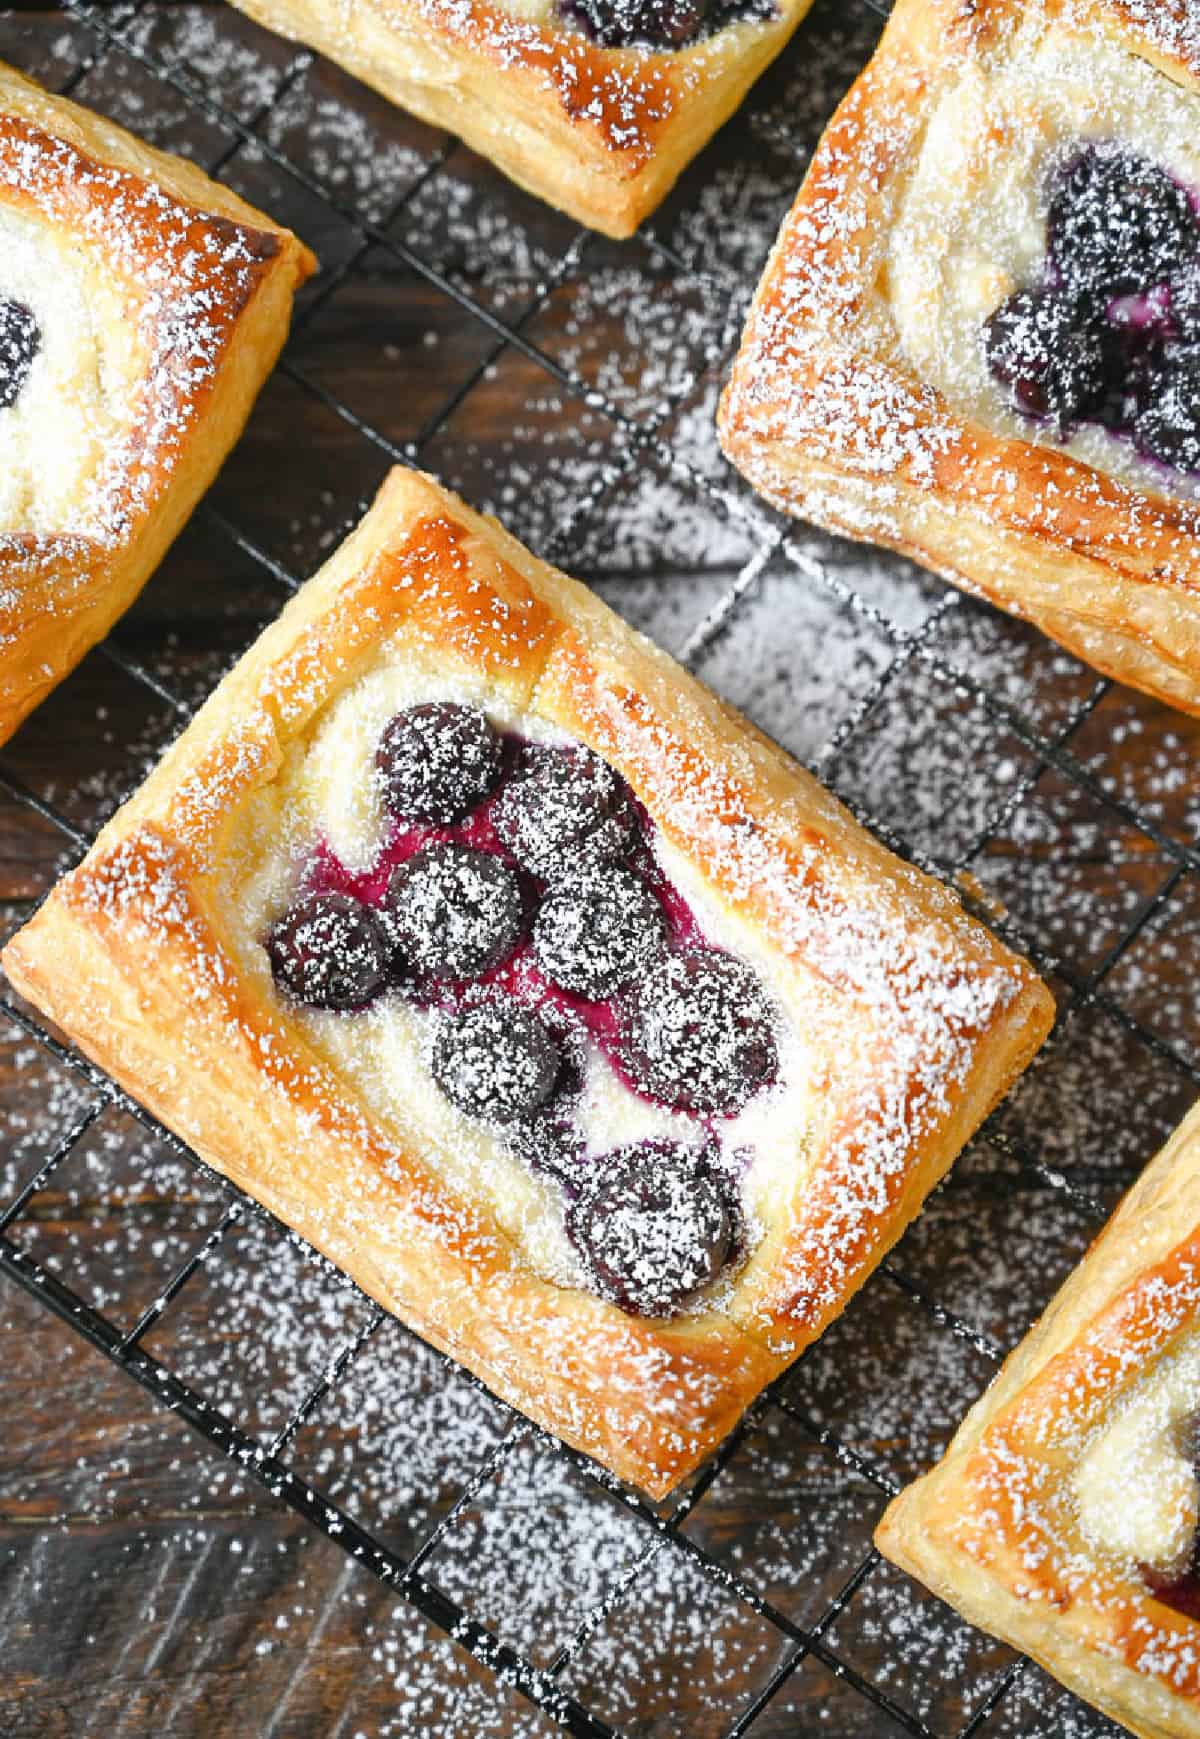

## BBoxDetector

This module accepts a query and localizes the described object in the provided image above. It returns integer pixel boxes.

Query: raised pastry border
[877,1098,1200,1739]
[227,0,816,237]
[718,0,1200,716]
[3,465,1052,1495]
[0,59,315,746]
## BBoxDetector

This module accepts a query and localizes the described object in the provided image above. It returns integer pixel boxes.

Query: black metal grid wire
[1,1,1197,1733]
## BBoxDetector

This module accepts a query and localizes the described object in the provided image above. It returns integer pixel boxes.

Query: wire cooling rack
[3,1,1200,1733]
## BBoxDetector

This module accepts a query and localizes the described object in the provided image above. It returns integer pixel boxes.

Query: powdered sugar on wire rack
[1,0,1197,1734]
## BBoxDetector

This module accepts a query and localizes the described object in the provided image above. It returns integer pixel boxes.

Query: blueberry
[622,949,777,1115]
[1171,265,1200,340]
[562,0,772,42]
[562,0,709,47]
[431,999,561,1122]
[492,744,636,880]
[0,298,40,411]
[267,892,390,1010]
[375,703,502,825]
[533,864,665,1000]
[504,1045,587,1179]
[508,1114,584,1184]
[712,0,773,22]
[567,1140,735,1317]
[386,843,523,979]
[983,288,1109,428]
[1134,346,1200,474]
[1144,1568,1200,1622]
[1047,146,1198,297]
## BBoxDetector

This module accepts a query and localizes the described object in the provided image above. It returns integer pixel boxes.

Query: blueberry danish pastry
[0,61,314,746]
[720,0,1200,716]
[3,468,1052,1494]
[879,1099,1200,1739]
[226,0,816,236]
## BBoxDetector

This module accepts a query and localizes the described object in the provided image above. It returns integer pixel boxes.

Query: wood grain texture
[0,3,1187,1736]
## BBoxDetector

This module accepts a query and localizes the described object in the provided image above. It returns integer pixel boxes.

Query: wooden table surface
[2,3,1199,1735]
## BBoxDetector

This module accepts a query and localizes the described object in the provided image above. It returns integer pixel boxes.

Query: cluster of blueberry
[0,297,40,411]
[984,144,1200,475]
[561,0,772,51]
[267,702,780,1314]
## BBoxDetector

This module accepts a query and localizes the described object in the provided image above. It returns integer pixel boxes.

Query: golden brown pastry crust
[2,466,1052,1496]
[718,0,1200,718]
[226,0,815,237]
[0,60,315,748]
[877,1100,1200,1739]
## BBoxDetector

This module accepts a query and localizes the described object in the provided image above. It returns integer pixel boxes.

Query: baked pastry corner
[226,0,816,237]
[719,0,1200,716]
[0,59,315,747]
[3,465,1052,1495]
[877,1099,1200,1739]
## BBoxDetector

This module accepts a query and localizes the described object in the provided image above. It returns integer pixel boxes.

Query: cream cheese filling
[1074,1332,1200,1579]
[488,0,557,22]
[0,206,141,537]
[221,641,817,1293]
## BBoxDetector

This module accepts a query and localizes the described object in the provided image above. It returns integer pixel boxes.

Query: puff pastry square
[719,0,1200,717]
[225,0,816,237]
[0,60,315,747]
[877,1100,1200,1739]
[2,465,1052,1496]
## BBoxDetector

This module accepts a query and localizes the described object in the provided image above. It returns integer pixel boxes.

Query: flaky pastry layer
[0,60,315,746]
[718,0,1200,716]
[3,466,1052,1495]
[227,0,815,237]
[877,1098,1200,1739]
